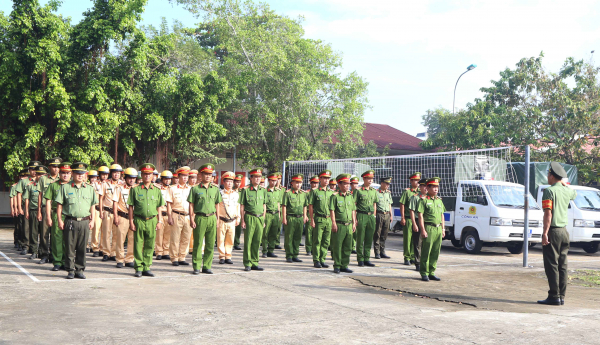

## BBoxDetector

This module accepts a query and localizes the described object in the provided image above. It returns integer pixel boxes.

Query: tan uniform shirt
[219,189,240,220]
[167,183,190,214]
[100,179,122,208]
[113,184,134,213]
[156,183,172,212]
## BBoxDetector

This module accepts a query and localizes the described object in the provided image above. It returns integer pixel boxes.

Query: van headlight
[574,219,595,227]
[490,218,513,226]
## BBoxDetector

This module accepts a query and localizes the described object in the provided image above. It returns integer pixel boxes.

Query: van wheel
[463,231,482,254]
[451,239,461,248]
[582,242,599,254]
[507,242,523,254]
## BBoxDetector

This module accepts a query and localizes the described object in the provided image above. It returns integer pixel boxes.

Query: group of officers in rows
[9,159,446,281]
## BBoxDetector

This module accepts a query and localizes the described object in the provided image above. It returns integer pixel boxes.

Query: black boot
[537,297,561,305]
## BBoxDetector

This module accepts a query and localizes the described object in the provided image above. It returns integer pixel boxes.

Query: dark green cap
[418,178,428,185]
[71,162,88,174]
[47,157,62,166]
[28,160,41,169]
[549,162,568,179]
[379,176,392,184]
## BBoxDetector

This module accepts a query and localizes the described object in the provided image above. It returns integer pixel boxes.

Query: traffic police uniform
[112,168,138,267]
[374,176,393,259]
[308,170,333,267]
[44,163,71,270]
[282,174,308,262]
[154,170,173,260]
[353,170,378,266]
[167,168,194,265]
[399,172,421,264]
[96,165,110,255]
[330,174,356,273]
[217,171,240,263]
[262,173,282,257]
[99,165,123,260]
[87,170,102,255]
[416,177,445,281]
[233,174,245,250]
[239,168,267,270]
[408,178,428,271]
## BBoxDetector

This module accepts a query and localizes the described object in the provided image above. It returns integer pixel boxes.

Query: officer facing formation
[308,170,333,268]
[353,170,378,267]
[330,174,356,274]
[399,172,421,265]
[282,174,308,263]
[538,162,576,306]
[373,176,393,260]
[416,177,445,282]
[408,178,428,272]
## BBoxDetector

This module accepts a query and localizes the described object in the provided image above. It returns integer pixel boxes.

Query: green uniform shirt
[417,196,446,224]
[353,186,378,213]
[408,193,426,219]
[23,181,40,210]
[15,177,33,206]
[376,189,393,212]
[329,191,356,223]
[308,187,333,217]
[9,184,17,198]
[239,185,267,215]
[187,183,223,214]
[282,189,308,215]
[38,174,59,198]
[265,187,282,213]
[44,180,67,210]
[127,183,165,217]
[399,187,418,205]
[55,182,99,217]
[542,182,577,228]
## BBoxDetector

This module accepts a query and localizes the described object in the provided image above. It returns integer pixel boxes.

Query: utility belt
[425,222,442,228]
[266,210,279,215]
[172,210,189,216]
[315,213,330,219]
[135,215,156,221]
[219,216,236,223]
[246,212,263,218]
[336,221,352,226]
[117,210,129,219]
[287,214,303,218]
[196,212,215,217]
[65,215,91,221]
[103,206,113,213]
[357,211,374,216]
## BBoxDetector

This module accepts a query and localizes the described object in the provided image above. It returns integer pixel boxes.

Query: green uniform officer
[23,166,47,260]
[416,177,445,281]
[303,175,319,256]
[55,162,98,279]
[10,178,19,248]
[353,170,378,267]
[282,174,308,262]
[399,172,421,265]
[349,176,359,252]
[36,158,62,264]
[408,178,428,272]
[274,173,284,249]
[127,163,165,278]
[262,172,282,258]
[538,162,577,306]
[16,161,41,255]
[13,169,29,251]
[330,174,356,273]
[240,168,267,271]
[374,176,393,259]
[44,162,72,271]
[188,163,223,275]
[308,170,333,268]
[233,174,244,250]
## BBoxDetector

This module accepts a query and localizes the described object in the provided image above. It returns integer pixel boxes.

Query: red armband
[542,199,553,210]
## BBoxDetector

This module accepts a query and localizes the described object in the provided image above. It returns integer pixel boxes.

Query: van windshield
[573,189,600,211]
[485,185,540,209]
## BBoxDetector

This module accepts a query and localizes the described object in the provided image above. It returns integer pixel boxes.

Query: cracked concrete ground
[0,227,599,344]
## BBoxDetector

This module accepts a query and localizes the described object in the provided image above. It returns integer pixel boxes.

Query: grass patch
[570,270,600,287]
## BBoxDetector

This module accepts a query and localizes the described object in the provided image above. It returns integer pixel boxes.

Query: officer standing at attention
[373,176,393,260]
[274,172,284,250]
[308,170,333,268]
[189,169,198,186]
[330,174,356,274]
[10,174,20,249]
[111,168,138,268]
[166,167,191,265]
[239,168,267,271]
[232,174,245,250]
[55,162,98,279]
[188,163,222,274]
[416,177,445,282]
[282,174,308,263]
[409,178,428,272]
[538,162,576,306]
[36,158,61,264]
[399,172,421,265]
[87,170,101,255]
[154,170,172,261]
[16,161,39,255]
[127,163,165,278]
[349,176,359,252]
[24,165,47,260]
[44,162,71,271]
[96,166,110,256]
[304,175,319,256]
[262,172,282,258]
[328,179,337,192]
[152,169,159,184]
[353,170,378,267]
[217,171,240,264]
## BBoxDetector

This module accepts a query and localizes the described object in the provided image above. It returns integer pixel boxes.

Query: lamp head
[467,64,477,70]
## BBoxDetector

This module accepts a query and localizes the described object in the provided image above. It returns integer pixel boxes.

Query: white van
[445,180,544,254]
[536,185,600,253]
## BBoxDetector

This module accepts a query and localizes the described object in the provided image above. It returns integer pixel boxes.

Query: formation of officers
[9,158,446,281]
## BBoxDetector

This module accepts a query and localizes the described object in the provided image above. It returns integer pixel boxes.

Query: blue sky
[2,0,600,137]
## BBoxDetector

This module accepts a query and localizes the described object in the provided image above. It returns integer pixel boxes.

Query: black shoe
[429,275,441,281]
[364,261,375,267]
[66,272,75,279]
[20,249,27,255]
[415,264,420,271]
[28,253,35,260]
[172,261,179,266]
[299,243,304,247]
[358,261,364,267]
[92,251,100,257]
[340,268,353,273]
[224,259,233,264]
[116,262,123,268]
[233,246,242,250]
[51,265,60,271]
[86,248,90,253]
[421,275,429,281]
[292,257,303,263]
[74,272,86,279]
[286,258,293,263]
[351,250,357,254]
[251,266,264,271]
[307,251,312,256]
[374,254,381,259]
[134,271,142,278]
[178,261,190,266]
[125,262,135,268]
[244,266,251,271]
[275,245,282,250]
[321,262,329,268]
[156,255,162,260]
[202,268,213,274]
[38,257,49,264]
[219,259,225,264]
[102,255,109,262]
[142,270,155,277]
[267,252,278,258]
[14,243,18,248]
[314,262,322,268]
[109,256,116,261]
[380,252,391,259]
[537,298,561,305]
[403,259,410,265]
[153,251,156,256]
[561,298,565,305]
[162,255,170,260]
[59,265,66,270]
[410,260,415,264]
[193,269,200,275]
[333,268,341,274]
[261,253,267,258]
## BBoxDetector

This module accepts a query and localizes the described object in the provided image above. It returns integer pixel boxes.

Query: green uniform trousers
[262,212,281,254]
[50,212,66,266]
[332,223,353,269]
[39,207,51,258]
[412,225,423,265]
[133,217,157,272]
[234,223,242,247]
[403,218,415,260]
[28,210,41,255]
[13,216,19,245]
[419,224,442,277]
[312,217,331,263]
[355,213,376,262]
[243,214,264,267]
[305,223,312,253]
[63,218,89,273]
[275,225,282,246]
[284,216,304,259]
[192,215,217,270]
[373,212,390,255]
[543,227,570,299]
[18,214,27,250]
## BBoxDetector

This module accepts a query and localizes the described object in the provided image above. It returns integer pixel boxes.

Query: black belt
[135,215,156,221]
[315,213,330,219]
[103,206,113,213]
[95,205,100,211]
[287,214,303,218]
[65,215,91,221]
[246,212,263,218]
[266,210,279,214]
[549,226,566,230]
[219,217,236,223]
[161,211,168,217]
[425,222,442,228]
[336,221,352,226]
[117,211,128,219]
[377,211,390,215]
[357,211,373,215]
[196,212,215,217]
[173,210,189,216]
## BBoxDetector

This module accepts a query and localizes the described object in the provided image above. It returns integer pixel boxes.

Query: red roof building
[361,123,426,155]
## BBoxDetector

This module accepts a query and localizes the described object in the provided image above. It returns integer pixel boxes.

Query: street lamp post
[453,64,477,115]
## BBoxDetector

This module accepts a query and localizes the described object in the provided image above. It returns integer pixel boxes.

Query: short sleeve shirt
[542,182,577,228]
[353,186,378,213]
[265,187,282,213]
[187,183,222,215]
[9,184,17,198]
[127,184,165,217]
[329,191,355,223]
[376,189,393,212]
[282,189,308,215]
[417,196,446,224]
[408,193,426,219]
[23,182,40,209]
[113,185,134,213]
[399,188,418,207]
[168,184,191,213]
[44,181,66,209]
[38,175,59,199]
[102,180,122,208]
[308,187,333,217]
[239,185,267,215]
[55,182,99,218]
